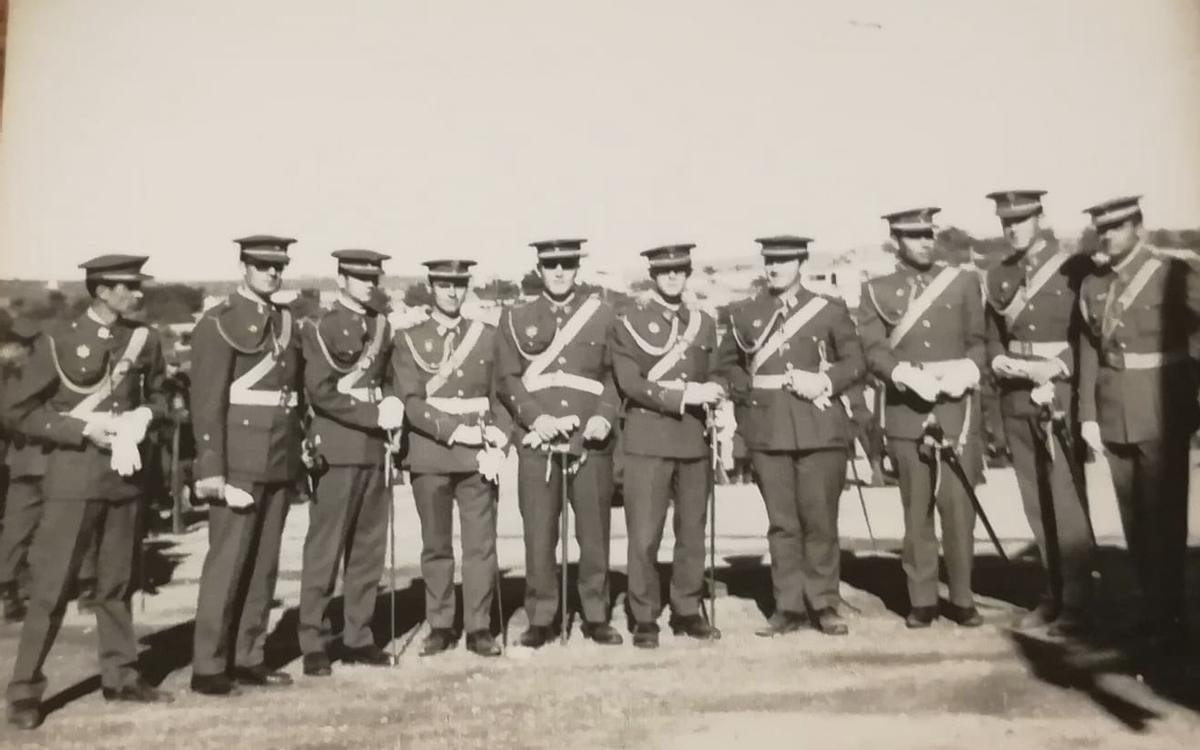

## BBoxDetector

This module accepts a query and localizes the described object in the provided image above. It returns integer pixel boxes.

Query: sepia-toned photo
[0,1,1198,747]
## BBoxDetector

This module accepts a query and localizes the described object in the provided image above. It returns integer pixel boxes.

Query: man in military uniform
[609,244,727,648]
[3,255,173,730]
[0,319,48,623]
[859,208,987,629]
[718,236,864,637]
[1077,196,1200,647]
[982,190,1094,635]
[844,382,887,487]
[393,259,511,657]
[297,250,403,676]
[190,235,305,695]
[496,238,623,648]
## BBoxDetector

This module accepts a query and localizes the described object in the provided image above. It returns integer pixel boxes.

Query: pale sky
[0,0,1198,282]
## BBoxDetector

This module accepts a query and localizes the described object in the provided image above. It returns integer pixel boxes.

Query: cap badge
[648,322,660,334]
[525,325,538,338]
[76,344,90,358]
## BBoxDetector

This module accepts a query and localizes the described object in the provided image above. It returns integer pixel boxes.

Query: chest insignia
[895,288,904,297]
[424,339,434,352]
[76,344,90,358]
[752,319,762,328]
[525,325,539,338]
[248,324,259,333]
[97,327,111,340]
[648,321,660,334]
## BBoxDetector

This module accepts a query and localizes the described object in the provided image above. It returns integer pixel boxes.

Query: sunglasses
[246,259,287,273]
[540,259,580,271]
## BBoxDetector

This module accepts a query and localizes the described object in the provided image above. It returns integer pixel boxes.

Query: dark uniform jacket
[609,296,730,460]
[392,312,512,474]
[1079,243,1200,443]
[982,238,1092,418]
[718,287,864,452]
[859,262,986,441]
[0,310,166,502]
[190,288,305,488]
[496,290,620,455]
[302,298,394,466]
[2,351,49,479]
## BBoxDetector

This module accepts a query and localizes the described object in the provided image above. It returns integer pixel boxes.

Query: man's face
[338,272,379,305]
[1001,214,1040,252]
[538,259,580,297]
[651,266,689,298]
[242,259,285,295]
[97,281,144,317]
[1096,219,1141,266]
[895,231,936,268]
[763,257,801,292]
[431,279,468,316]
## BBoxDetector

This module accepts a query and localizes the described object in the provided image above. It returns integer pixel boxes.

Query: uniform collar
[429,308,463,334]
[237,285,273,311]
[1111,241,1148,279]
[651,291,683,315]
[336,293,366,315]
[542,289,577,311]
[86,305,119,329]
[1019,237,1049,269]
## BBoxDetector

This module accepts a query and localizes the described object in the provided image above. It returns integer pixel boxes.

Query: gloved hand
[1080,421,1104,453]
[531,414,560,442]
[484,425,509,449]
[82,417,117,450]
[449,424,484,447]
[682,382,723,406]
[109,435,142,477]
[582,416,611,441]
[786,370,832,402]
[117,407,154,444]
[194,475,226,500]
[476,445,505,485]
[224,483,255,509]
[991,354,1031,381]
[938,359,980,399]
[1026,358,1068,385]
[555,415,582,435]
[376,396,405,431]
[1029,381,1055,407]
[891,362,940,403]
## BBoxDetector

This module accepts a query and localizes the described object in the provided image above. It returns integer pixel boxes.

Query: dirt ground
[1,456,1199,749]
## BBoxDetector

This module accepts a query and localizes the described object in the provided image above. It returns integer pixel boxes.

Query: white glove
[991,354,1031,381]
[1026,358,1068,385]
[531,414,560,442]
[891,363,940,403]
[555,415,582,435]
[484,425,509,450]
[449,424,484,446]
[194,475,226,500]
[117,407,154,444]
[938,359,980,399]
[787,370,833,402]
[1080,421,1104,453]
[682,382,723,406]
[582,416,611,441]
[109,435,142,477]
[376,396,405,431]
[82,417,117,450]
[1030,381,1055,407]
[476,445,505,485]
[224,483,256,509]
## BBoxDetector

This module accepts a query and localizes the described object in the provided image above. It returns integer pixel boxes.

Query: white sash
[1102,257,1162,340]
[646,310,701,382]
[520,295,601,387]
[749,297,828,375]
[50,327,150,417]
[886,267,960,348]
[229,309,295,407]
[1001,250,1070,327]
[334,316,387,403]
[425,319,485,398]
[621,315,680,357]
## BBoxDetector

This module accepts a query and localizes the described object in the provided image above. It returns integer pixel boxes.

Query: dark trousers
[6,498,140,703]
[1005,416,1093,613]
[1105,438,1190,629]
[750,448,845,613]
[411,472,497,633]
[890,439,976,609]
[298,465,388,655]
[0,477,43,589]
[192,482,290,676]
[517,447,614,627]
[623,454,709,623]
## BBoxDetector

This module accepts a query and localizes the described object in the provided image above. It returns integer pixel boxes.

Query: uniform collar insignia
[86,306,118,332]
[542,290,576,311]
[430,309,462,335]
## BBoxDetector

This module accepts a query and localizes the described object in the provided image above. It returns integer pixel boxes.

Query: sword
[548,442,572,645]
[923,417,1008,560]
[385,428,399,666]
[818,341,876,550]
[704,405,718,630]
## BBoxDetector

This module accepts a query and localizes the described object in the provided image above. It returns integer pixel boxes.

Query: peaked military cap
[332,249,390,278]
[755,235,812,260]
[882,207,941,234]
[986,190,1046,220]
[422,258,477,281]
[79,254,153,283]
[235,234,296,264]
[641,244,695,270]
[1083,195,1143,229]
[531,238,587,262]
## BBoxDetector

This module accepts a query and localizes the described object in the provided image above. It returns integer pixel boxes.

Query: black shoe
[519,625,554,649]
[303,652,332,677]
[1,582,25,623]
[102,679,174,703]
[670,614,721,640]
[465,630,502,657]
[632,623,660,649]
[945,604,983,628]
[755,611,806,637]
[190,673,240,696]
[580,622,624,645]
[420,628,458,656]
[814,607,849,636]
[905,606,937,629]
[6,698,41,730]
[231,664,293,687]
[341,644,392,666]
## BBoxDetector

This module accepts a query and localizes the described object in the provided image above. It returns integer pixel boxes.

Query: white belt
[228,389,299,408]
[1008,340,1068,358]
[653,380,687,391]
[344,386,382,403]
[524,371,604,396]
[1121,350,1190,370]
[751,374,790,390]
[425,396,490,414]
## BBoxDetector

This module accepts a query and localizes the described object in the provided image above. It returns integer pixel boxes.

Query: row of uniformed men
[3,190,1197,730]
